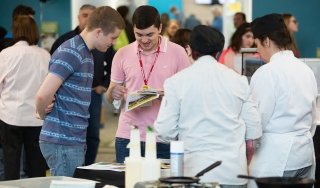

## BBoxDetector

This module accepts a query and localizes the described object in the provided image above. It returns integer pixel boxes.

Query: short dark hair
[235,12,246,22]
[132,5,161,29]
[252,13,292,50]
[13,16,39,45]
[117,5,129,18]
[12,4,35,18]
[190,25,224,60]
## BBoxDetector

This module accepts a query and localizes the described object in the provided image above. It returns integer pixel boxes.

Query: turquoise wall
[252,0,320,58]
[0,0,71,36]
[148,0,183,18]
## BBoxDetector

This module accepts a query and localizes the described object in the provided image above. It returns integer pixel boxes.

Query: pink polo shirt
[111,36,190,141]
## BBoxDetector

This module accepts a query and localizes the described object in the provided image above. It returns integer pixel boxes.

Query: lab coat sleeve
[240,91,262,140]
[154,78,180,143]
[250,68,276,130]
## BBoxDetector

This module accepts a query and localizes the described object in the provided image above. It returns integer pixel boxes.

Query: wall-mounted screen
[194,0,221,5]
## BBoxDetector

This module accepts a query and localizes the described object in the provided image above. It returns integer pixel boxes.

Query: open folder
[125,88,163,112]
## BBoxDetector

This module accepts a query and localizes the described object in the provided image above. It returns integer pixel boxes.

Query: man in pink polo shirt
[106,5,190,163]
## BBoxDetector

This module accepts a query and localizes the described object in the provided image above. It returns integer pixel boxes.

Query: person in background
[211,5,223,33]
[248,14,317,188]
[218,23,256,73]
[154,25,262,187]
[106,5,190,163]
[116,5,135,43]
[4,4,35,39]
[283,13,300,57]
[233,12,247,29]
[0,16,50,180]
[50,4,95,54]
[163,20,180,41]
[170,6,184,26]
[160,13,169,35]
[36,6,125,176]
[184,14,201,30]
[113,5,135,51]
[0,4,37,180]
[50,4,116,166]
[171,28,192,63]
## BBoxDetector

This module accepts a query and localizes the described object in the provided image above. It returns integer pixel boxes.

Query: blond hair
[87,6,125,35]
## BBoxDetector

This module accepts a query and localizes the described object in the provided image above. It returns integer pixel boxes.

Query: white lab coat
[248,51,317,188]
[154,55,262,185]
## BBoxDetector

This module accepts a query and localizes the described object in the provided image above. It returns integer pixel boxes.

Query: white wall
[71,0,147,29]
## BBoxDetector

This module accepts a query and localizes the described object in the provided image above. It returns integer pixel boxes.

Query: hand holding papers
[125,87,163,112]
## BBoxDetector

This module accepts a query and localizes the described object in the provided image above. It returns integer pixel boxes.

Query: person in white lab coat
[154,25,262,187]
[248,13,317,187]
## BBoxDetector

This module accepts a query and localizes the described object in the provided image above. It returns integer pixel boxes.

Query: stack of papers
[49,180,96,188]
[125,88,163,112]
[77,162,125,172]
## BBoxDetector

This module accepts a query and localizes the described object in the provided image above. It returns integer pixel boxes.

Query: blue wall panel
[148,0,183,18]
[253,0,320,57]
[0,0,71,36]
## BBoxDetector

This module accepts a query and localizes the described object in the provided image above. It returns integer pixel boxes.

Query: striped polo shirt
[40,35,94,146]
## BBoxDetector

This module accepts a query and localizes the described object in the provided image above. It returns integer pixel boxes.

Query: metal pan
[238,175,315,188]
[159,161,222,184]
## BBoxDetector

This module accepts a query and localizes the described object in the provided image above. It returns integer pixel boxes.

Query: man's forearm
[35,73,63,120]
[36,95,51,120]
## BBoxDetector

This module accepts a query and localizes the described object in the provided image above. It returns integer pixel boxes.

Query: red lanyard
[138,43,160,86]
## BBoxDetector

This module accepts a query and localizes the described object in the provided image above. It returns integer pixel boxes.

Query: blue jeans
[115,137,170,163]
[39,142,86,177]
[85,91,102,165]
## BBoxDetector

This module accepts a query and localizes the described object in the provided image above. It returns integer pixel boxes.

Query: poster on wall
[41,21,58,52]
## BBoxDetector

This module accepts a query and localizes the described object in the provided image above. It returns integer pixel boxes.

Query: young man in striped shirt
[35,6,125,177]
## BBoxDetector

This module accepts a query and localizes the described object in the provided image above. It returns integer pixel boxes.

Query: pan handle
[195,161,222,178]
[237,175,256,180]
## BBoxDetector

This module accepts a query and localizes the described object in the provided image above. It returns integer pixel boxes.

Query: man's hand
[246,140,254,164]
[93,86,107,95]
[45,97,55,114]
[106,82,127,103]
[35,97,55,120]
[112,85,127,100]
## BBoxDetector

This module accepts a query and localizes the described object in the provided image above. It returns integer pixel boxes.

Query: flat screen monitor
[240,48,265,80]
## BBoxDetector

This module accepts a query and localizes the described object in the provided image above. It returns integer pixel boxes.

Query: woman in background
[0,15,49,180]
[163,20,180,41]
[171,28,192,63]
[283,13,300,57]
[218,23,257,73]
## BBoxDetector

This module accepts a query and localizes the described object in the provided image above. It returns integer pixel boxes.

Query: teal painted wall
[0,0,71,36]
[148,0,183,18]
[252,0,320,58]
